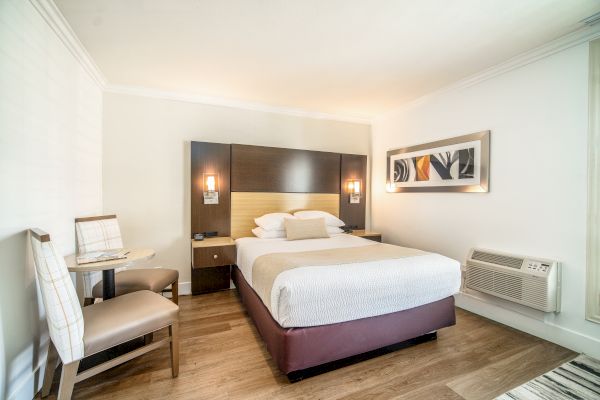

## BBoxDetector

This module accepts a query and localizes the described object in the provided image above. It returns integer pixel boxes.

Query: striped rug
[496,354,600,400]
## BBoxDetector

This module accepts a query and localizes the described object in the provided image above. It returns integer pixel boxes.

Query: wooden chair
[31,229,179,400]
[75,215,179,305]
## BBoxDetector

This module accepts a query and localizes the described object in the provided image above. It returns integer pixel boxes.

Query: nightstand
[350,230,382,242]
[191,237,236,294]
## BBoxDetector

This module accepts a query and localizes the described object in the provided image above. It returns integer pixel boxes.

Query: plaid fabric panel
[75,218,123,254]
[75,218,125,298]
[31,236,85,363]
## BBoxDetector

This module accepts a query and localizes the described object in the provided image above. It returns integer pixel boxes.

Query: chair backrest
[75,215,123,254]
[30,229,84,364]
[75,215,125,298]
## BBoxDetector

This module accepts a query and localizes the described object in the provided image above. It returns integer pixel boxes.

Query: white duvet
[235,234,461,328]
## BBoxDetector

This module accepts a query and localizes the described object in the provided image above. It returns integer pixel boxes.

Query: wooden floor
[44,290,575,400]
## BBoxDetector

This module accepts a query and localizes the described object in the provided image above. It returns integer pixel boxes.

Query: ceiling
[56,0,600,119]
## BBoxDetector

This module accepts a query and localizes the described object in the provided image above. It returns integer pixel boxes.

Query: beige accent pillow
[284,217,330,240]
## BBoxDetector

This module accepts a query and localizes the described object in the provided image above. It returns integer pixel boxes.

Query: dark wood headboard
[340,153,367,230]
[191,142,367,237]
[231,144,340,193]
[191,142,231,237]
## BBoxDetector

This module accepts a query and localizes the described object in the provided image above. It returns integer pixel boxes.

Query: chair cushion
[92,268,178,298]
[82,290,179,356]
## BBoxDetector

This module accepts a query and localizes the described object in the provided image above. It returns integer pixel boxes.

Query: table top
[191,237,235,248]
[65,248,155,272]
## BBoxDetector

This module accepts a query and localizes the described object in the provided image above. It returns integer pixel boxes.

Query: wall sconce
[203,173,219,204]
[346,179,361,204]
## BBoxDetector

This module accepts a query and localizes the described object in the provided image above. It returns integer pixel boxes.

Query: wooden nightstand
[350,230,382,242]
[191,237,236,294]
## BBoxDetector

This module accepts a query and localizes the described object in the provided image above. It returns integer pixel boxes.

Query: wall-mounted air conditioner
[465,248,561,312]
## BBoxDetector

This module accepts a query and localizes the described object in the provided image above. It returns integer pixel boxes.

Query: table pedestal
[102,269,116,300]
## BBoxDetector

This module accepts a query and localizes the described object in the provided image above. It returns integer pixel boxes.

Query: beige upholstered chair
[31,229,179,400]
[75,215,179,305]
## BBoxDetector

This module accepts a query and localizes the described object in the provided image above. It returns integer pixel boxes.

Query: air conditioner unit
[465,248,561,312]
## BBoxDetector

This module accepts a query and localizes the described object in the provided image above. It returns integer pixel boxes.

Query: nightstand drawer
[193,245,235,268]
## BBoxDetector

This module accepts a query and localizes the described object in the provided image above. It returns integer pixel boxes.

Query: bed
[233,233,461,379]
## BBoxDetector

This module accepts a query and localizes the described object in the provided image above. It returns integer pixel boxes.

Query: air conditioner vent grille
[471,250,523,269]
[466,265,549,309]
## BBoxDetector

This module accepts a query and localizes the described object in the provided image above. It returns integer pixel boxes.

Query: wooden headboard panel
[191,142,366,239]
[231,144,340,193]
[191,141,231,236]
[231,192,339,238]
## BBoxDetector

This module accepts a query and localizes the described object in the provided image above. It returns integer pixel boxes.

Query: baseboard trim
[455,292,600,359]
[178,281,191,296]
[6,342,48,400]
[8,370,40,400]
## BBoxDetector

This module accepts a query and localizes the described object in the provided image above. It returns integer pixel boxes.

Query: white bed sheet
[235,234,461,328]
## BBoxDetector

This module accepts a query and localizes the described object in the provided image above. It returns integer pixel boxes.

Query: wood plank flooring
[41,291,576,399]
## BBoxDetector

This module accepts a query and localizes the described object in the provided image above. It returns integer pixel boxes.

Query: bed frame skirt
[232,266,456,377]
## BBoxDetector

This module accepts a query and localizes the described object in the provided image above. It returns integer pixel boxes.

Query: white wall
[371,43,600,357]
[102,92,371,291]
[0,1,103,398]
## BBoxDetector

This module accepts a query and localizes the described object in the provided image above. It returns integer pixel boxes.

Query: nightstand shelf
[350,230,382,242]
[191,237,235,294]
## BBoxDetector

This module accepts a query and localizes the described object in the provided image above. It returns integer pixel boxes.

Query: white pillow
[327,226,344,234]
[252,227,286,239]
[252,226,342,238]
[293,210,345,227]
[254,213,295,231]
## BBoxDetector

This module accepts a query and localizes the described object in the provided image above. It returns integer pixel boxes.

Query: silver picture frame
[386,130,490,193]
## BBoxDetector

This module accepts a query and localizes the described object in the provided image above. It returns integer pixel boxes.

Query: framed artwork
[386,131,490,193]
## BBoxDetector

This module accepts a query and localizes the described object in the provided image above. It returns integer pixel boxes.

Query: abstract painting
[386,131,489,192]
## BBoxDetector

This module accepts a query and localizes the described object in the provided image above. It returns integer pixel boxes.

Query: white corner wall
[0,1,103,399]
[102,93,371,292]
[371,42,600,357]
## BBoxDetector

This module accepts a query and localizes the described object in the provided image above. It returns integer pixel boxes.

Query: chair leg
[171,279,179,305]
[83,298,95,307]
[41,341,59,397]
[169,322,179,378]
[57,361,80,400]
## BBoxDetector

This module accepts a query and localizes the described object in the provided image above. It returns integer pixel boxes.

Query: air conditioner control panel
[524,259,551,276]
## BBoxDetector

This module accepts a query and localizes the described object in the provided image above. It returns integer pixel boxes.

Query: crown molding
[29,0,600,125]
[29,0,106,88]
[29,0,370,124]
[376,23,600,121]
[104,84,372,125]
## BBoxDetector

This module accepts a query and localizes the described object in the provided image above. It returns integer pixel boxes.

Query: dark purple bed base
[232,266,456,377]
